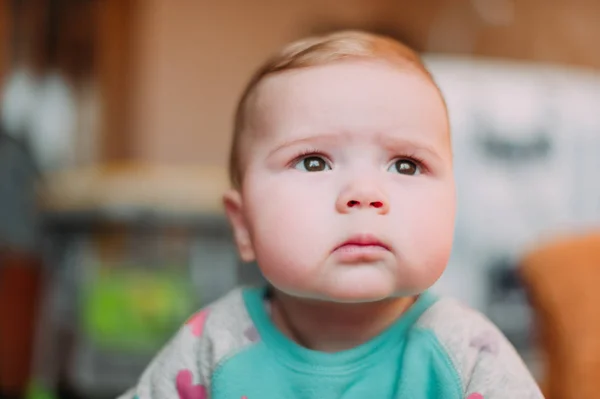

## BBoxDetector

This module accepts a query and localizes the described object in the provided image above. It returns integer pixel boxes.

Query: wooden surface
[40,163,229,214]
[95,0,137,161]
[0,0,10,84]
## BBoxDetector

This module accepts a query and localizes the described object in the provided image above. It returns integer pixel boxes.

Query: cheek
[242,174,334,281]
[245,174,330,231]
[410,196,455,248]
[391,182,455,272]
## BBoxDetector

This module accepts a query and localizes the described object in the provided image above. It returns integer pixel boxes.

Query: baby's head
[224,30,455,303]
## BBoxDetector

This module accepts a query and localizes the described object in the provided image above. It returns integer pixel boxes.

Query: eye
[388,159,421,175]
[294,156,331,172]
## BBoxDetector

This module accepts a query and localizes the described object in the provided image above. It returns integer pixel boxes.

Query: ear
[223,189,255,262]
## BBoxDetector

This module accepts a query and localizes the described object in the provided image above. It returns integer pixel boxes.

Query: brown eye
[297,156,330,172]
[390,159,420,175]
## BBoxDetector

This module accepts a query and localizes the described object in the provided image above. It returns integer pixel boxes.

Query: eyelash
[392,153,428,172]
[289,149,428,172]
[289,148,331,167]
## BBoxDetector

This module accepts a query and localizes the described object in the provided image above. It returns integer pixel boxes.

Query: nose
[336,180,390,215]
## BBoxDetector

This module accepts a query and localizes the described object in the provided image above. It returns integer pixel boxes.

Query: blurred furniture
[30,164,261,399]
[486,257,534,351]
[0,131,42,399]
[519,231,600,399]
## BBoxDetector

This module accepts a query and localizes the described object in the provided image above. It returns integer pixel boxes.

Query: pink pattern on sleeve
[185,309,210,337]
[176,369,207,399]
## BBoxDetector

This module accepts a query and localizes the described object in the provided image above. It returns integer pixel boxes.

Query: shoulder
[190,287,259,368]
[415,296,500,354]
[414,295,543,398]
[200,286,251,334]
[414,296,499,379]
[127,287,258,398]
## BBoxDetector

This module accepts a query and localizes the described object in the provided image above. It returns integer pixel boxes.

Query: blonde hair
[229,30,441,189]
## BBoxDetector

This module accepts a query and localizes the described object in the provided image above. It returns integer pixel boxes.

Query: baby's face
[226,60,455,302]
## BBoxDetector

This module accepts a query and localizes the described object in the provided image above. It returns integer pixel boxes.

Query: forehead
[245,60,449,150]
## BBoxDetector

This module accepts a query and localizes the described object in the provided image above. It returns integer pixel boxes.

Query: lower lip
[333,244,389,262]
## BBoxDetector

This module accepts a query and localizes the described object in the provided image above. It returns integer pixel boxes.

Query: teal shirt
[121,287,542,399]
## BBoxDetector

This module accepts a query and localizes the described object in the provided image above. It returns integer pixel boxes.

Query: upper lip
[334,234,391,251]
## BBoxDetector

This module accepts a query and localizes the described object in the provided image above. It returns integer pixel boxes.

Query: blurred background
[1,1,599,398]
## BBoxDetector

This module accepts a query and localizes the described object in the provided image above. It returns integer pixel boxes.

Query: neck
[270,290,416,352]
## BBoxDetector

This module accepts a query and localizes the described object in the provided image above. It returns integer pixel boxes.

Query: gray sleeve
[116,288,256,399]
[464,326,544,398]
[416,298,544,398]
[116,311,208,399]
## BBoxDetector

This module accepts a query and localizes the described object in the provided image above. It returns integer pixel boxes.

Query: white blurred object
[423,56,600,309]
[1,68,77,170]
[1,67,38,138]
[29,72,77,170]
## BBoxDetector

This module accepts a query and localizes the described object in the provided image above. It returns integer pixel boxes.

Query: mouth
[335,234,390,251]
[333,234,391,262]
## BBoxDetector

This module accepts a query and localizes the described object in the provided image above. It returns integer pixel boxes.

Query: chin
[263,262,443,304]
[268,281,390,303]
[316,282,401,303]
[318,276,438,303]
[326,294,394,304]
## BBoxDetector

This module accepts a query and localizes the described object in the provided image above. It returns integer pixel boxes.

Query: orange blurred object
[520,232,600,399]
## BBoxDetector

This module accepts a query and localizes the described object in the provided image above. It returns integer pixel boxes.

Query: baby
[120,31,543,399]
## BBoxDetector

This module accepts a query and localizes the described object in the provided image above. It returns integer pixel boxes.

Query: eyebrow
[268,131,446,162]
[267,133,340,157]
[376,134,445,162]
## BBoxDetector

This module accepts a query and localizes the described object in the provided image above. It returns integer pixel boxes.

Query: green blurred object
[25,380,58,399]
[83,265,198,352]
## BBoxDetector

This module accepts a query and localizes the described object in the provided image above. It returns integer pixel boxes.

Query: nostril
[370,201,383,208]
[347,200,360,207]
